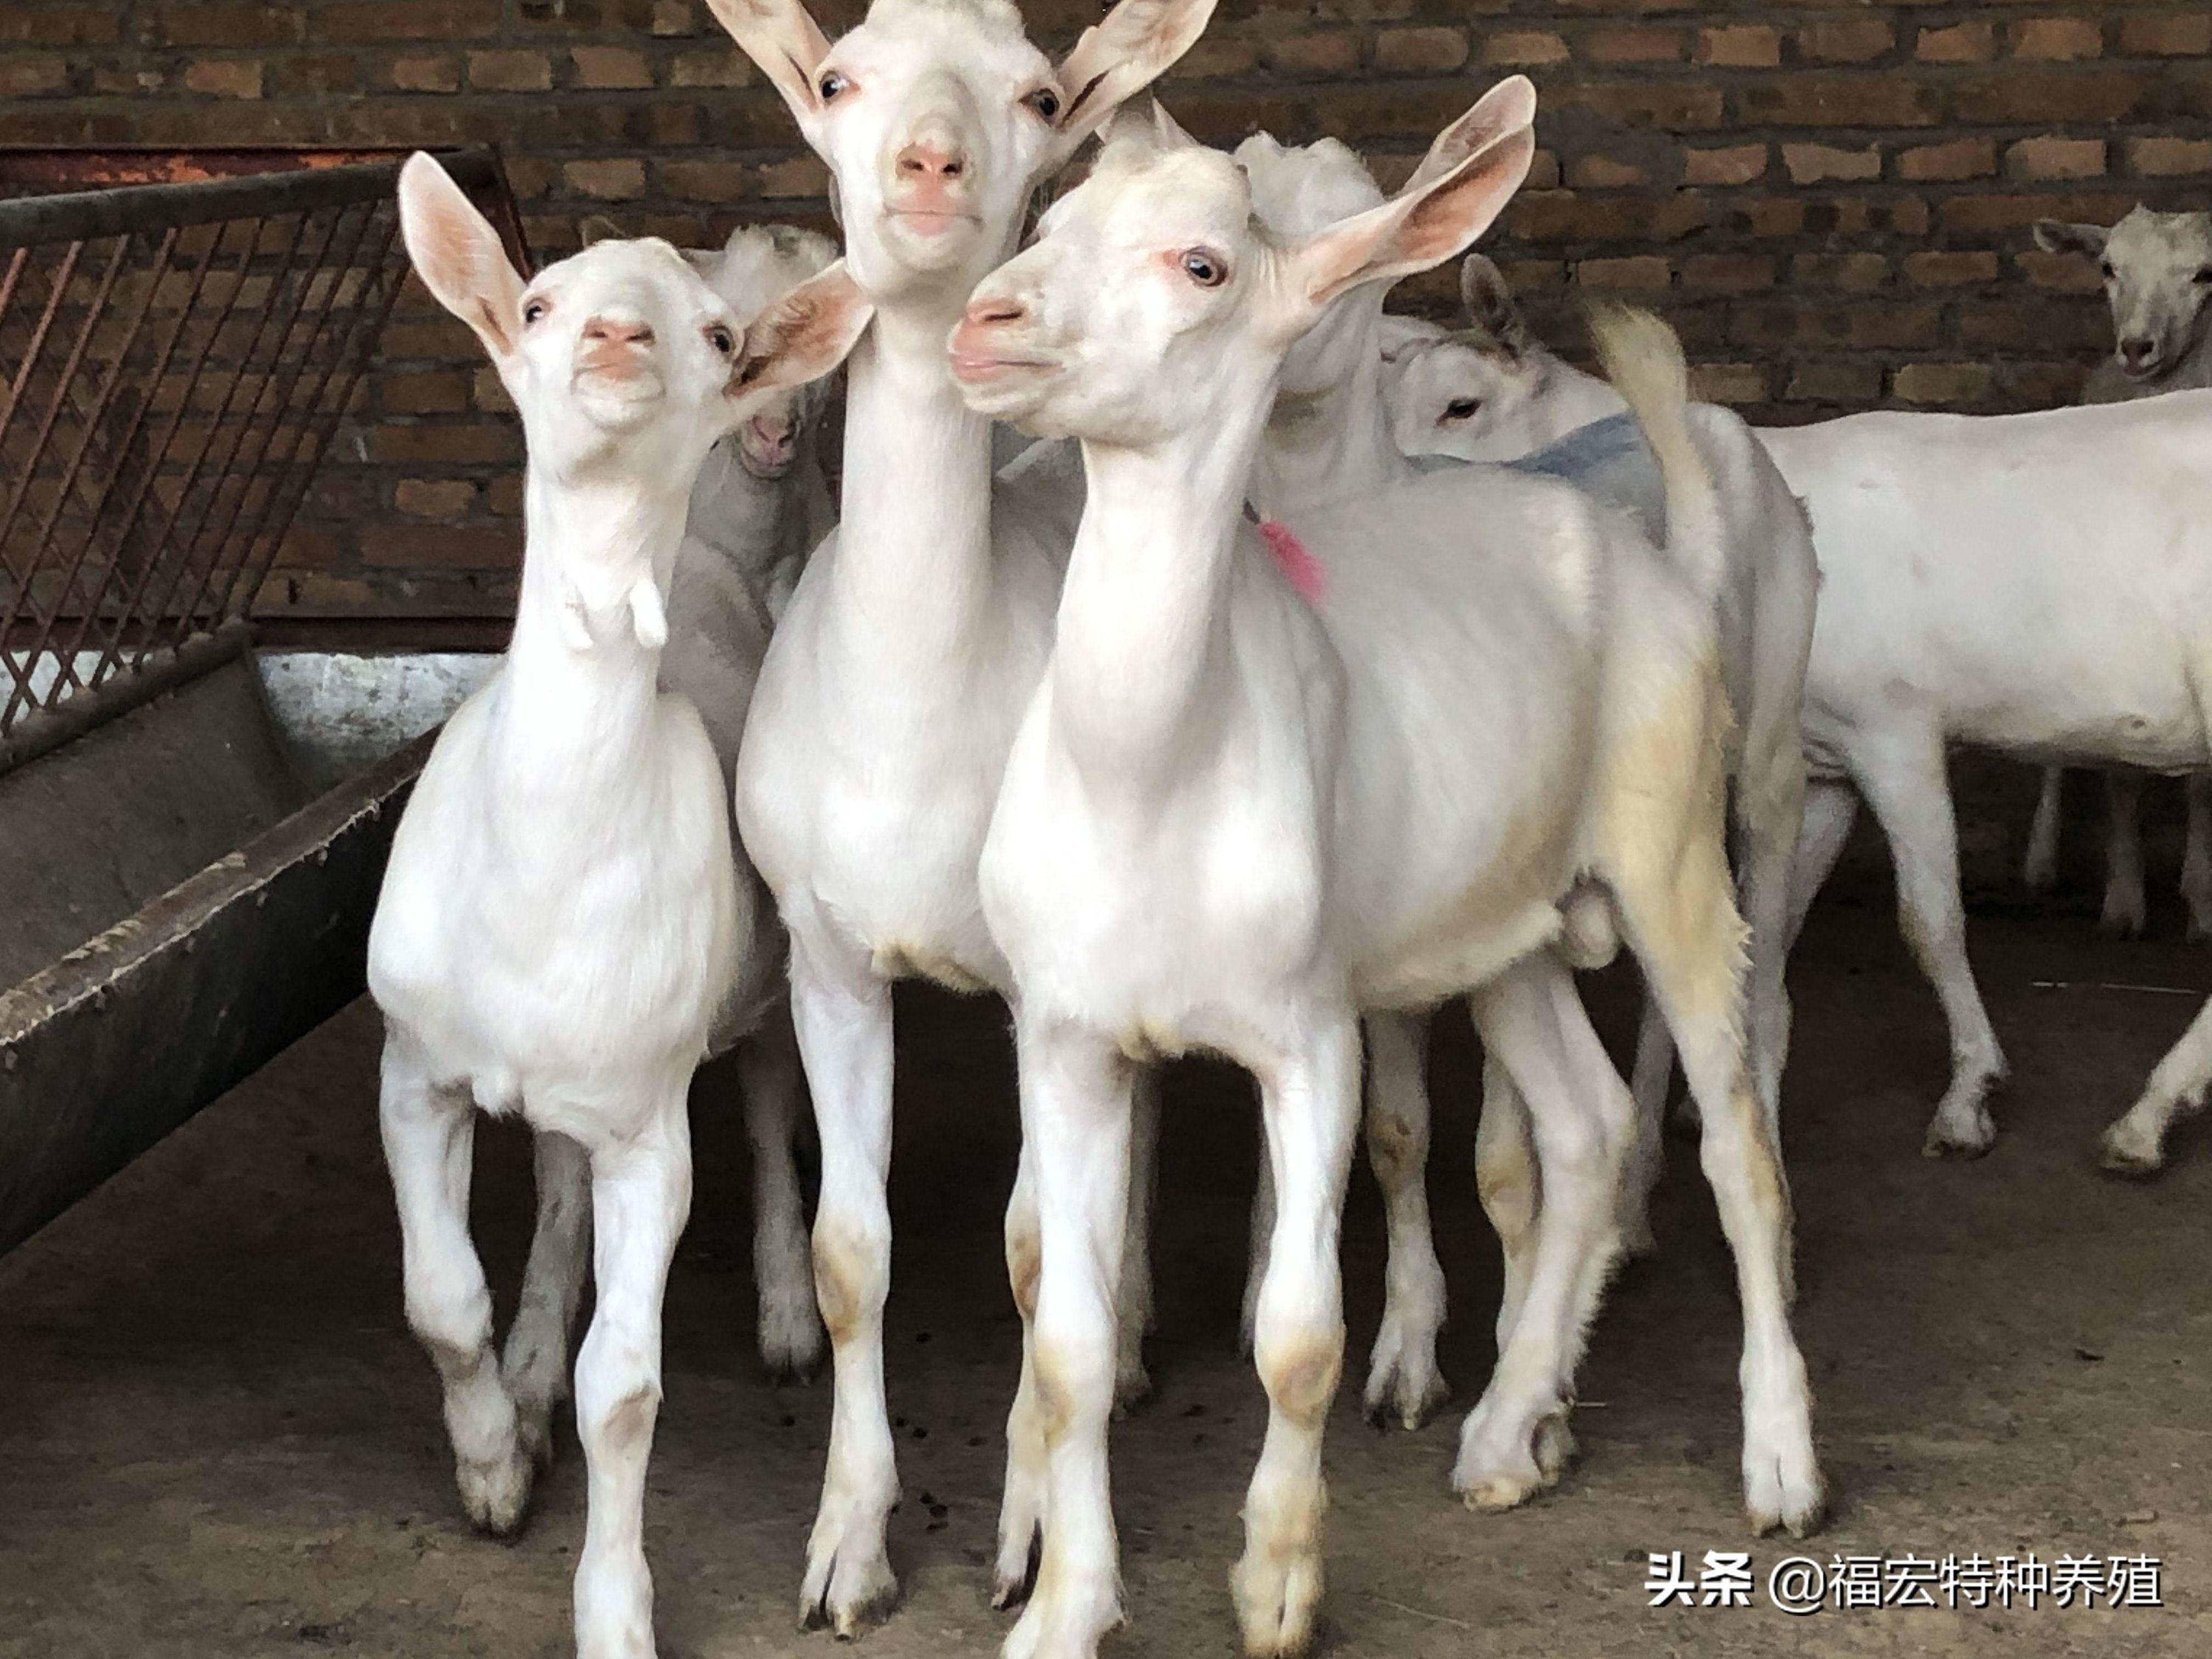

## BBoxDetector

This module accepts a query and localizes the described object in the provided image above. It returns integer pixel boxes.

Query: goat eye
[2100,260,2116,280]
[707,324,736,357]
[819,70,849,100]
[1443,398,1480,421]
[522,298,549,325]
[2196,268,2212,285]
[1024,86,1061,121]
[1180,249,1226,288]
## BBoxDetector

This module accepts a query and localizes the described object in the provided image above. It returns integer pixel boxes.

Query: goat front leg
[994,1141,1047,1611]
[378,1037,532,1537]
[1853,725,2007,1156]
[2100,770,2149,939]
[1454,958,1624,1513]
[504,1130,592,1472]
[572,1096,693,1659]
[2183,775,2212,943]
[788,932,901,1635]
[1002,1018,1134,1659]
[2023,765,2065,891]
[1234,1011,1359,1659]
[1360,1009,1449,1431]
[740,999,824,1380]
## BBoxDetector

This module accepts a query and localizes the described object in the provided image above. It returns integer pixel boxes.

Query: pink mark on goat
[1257,517,1327,606]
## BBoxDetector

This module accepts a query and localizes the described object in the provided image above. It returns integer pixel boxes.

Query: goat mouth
[2121,357,2164,380]
[886,206,981,238]
[948,348,1057,386]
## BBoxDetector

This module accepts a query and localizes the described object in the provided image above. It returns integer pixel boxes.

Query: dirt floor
[5,890,2212,1659]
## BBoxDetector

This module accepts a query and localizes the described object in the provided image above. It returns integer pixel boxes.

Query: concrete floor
[3,895,2210,1658]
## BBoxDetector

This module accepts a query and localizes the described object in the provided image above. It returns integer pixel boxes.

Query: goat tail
[1590,302,1724,601]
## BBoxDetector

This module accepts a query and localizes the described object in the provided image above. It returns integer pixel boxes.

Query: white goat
[2021,209,2212,943]
[1248,152,1814,1420]
[662,224,842,1380]
[701,0,1213,1634]
[366,154,868,1659]
[953,86,1819,1659]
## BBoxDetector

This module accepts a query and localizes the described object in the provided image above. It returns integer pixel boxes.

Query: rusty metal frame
[0,146,528,752]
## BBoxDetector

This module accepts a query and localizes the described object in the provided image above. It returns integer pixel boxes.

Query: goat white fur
[1371,249,1816,1228]
[953,87,1819,1659]
[661,223,841,1381]
[365,154,868,1659]
[702,0,1214,1635]
[2020,210,2212,944]
[1248,141,1814,1446]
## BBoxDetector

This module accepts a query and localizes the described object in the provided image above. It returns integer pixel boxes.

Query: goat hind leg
[504,1129,592,1471]
[740,1000,825,1380]
[2024,766,2065,890]
[2101,771,2149,939]
[2184,775,2212,943]
[1360,1009,1449,1431]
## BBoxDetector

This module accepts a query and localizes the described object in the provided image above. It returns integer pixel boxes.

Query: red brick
[1682,254,1773,294]
[1685,144,1769,186]
[183,60,264,98]
[1917,20,1994,63]
[651,0,695,36]
[2012,17,2102,61]
[669,48,751,87]
[388,55,461,93]
[1265,32,1362,76]
[359,523,521,570]
[1946,71,2147,125]
[1791,252,1891,292]
[2007,136,2107,180]
[1785,143,1881,184]
[572,47,654,89]
[1690,363,1765,404]
[1578,256,1671,291]
[323,0,501,42]
[1786,360,1884,403]
[1570,155,1645,189]
[1174,40,1261,77]
[1905,250,2000,288]
[757,156,829,198]
[1900,138,1996,182]
[365,424,520,468]
[1584,28,1685,65]
[1895,363,1997,405]
[2018,249,2104,294]
[2130,137,2212,177]
[154,5,300,47]
[1736,77,1939,129]
[2120,14,2212,56]
[1483,31,1568,66]
[562,159,647,199]
[469,50,551,93]
[1374,27,1468,74]
[382,371,473,416]
[1801,18,1893,64]
[658,159,749,200]
[0,11,120,44]
[0,57,68,95]
[395,478,478,518]
[1699,25,1778,68]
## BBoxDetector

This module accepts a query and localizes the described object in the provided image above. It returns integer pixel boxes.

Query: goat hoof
[1920,1102,1995,1160]
[2098,1121,2168,1178]
[457,1442,533,1539]
[759,1295,827,1384]
[800,1507,898,1637]
[1361,1346,1448,1433]
[1231,1542,1321,1659]
[1745,1453,1826,1540]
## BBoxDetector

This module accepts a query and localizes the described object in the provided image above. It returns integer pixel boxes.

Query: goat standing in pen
[701,0,1214,1633]
[1234,140,1817,1436]
[365,154,869,1659]
[1384,257,2212,1165]
[2022,209,2212,945]
[951,81,1819,1659]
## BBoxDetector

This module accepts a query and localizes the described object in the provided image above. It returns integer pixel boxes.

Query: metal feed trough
[0,149,525,1254]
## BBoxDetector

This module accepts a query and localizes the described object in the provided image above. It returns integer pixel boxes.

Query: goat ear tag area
[1257,517,1328,606]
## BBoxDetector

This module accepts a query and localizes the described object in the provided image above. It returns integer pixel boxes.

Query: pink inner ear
[1257,517,1327,606]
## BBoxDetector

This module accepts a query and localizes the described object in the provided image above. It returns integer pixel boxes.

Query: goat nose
[2121,336,2155,365]
[962,294,1026,330]
[896,137,966,181]
[583,315,654,346]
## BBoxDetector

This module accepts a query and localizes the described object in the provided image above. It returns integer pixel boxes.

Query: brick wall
[3,1,2206,620]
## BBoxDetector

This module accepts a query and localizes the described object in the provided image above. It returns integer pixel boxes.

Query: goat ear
[398,152,528,361]
[704,0,835,129]
[578,214,625,249]
[1459,253,1533,358]
[731,259,872,407]
[2035,218,2110,258]
[1043,0,1217,173]
[1282,78,1536,323]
